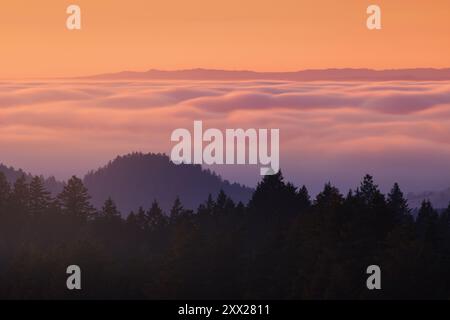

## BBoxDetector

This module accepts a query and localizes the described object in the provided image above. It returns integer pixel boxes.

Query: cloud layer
[1,79,450,194]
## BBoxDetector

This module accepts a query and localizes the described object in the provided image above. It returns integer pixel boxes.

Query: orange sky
[1,0,450,78]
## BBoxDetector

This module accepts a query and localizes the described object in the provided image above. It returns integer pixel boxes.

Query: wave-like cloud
[1,80,450,194]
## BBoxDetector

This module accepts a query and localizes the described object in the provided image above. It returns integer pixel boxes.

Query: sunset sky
[1,1,450,197]
[1,0,450,78]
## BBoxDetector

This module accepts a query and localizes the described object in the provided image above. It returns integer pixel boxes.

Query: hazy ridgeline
[0,168,449,299]
[1,153,253,214]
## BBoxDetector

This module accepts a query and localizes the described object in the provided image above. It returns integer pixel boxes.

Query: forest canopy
[0,171,449,299]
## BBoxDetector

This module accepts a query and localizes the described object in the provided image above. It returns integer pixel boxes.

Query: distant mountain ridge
[82,68,450,81]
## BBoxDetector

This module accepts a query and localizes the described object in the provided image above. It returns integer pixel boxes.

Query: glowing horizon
[1,0,450,78]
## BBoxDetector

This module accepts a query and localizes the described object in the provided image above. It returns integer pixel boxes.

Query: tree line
[0,171,449,299]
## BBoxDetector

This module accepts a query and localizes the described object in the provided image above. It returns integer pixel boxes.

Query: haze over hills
[0,163,63,196]
[2,152,450,213]
[0,153,253,215]
[83,153,253,214]
[407,188,450,210]
[1,153,253,215]
[83,68,450,81]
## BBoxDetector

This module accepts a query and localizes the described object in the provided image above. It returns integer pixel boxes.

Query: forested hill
[83,152,253,214]
[0,163,63,196]
[3,154,450,213]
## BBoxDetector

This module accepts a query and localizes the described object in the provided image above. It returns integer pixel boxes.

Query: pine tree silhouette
[387,182,410,224]
[101,197,121,219]
[147,200,167,230]
[57,175,95,222]
[0,172,11,210]
[29,176,52,216]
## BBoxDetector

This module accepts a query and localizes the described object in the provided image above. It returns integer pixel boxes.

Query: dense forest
[0,170,449,299]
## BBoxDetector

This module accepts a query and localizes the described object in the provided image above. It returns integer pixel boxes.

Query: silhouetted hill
[83,152,253,215]
[83,68,450,81]
[408,188,450,209]
[0,163,63,196]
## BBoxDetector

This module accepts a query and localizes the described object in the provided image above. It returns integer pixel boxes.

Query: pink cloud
[1,80,450,195]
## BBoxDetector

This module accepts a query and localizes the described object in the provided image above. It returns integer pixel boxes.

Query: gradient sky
[1,1,450,196]
[1,0,450,78]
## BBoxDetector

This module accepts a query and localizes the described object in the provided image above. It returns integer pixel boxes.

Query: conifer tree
[10,174,30,215]
[29,176,52,216]
[297,185,311,211]
[357,174,385,207]
[135,206,148,229]
[147,200,167,230]
[416,200,439,243]
[170,196,184,222]
[387,182,410,224]
[101,197,121,219]
[0,172,11,211]
[57,176,95,221]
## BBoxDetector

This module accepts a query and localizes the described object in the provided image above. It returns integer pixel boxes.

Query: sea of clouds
[1,79,450,194]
